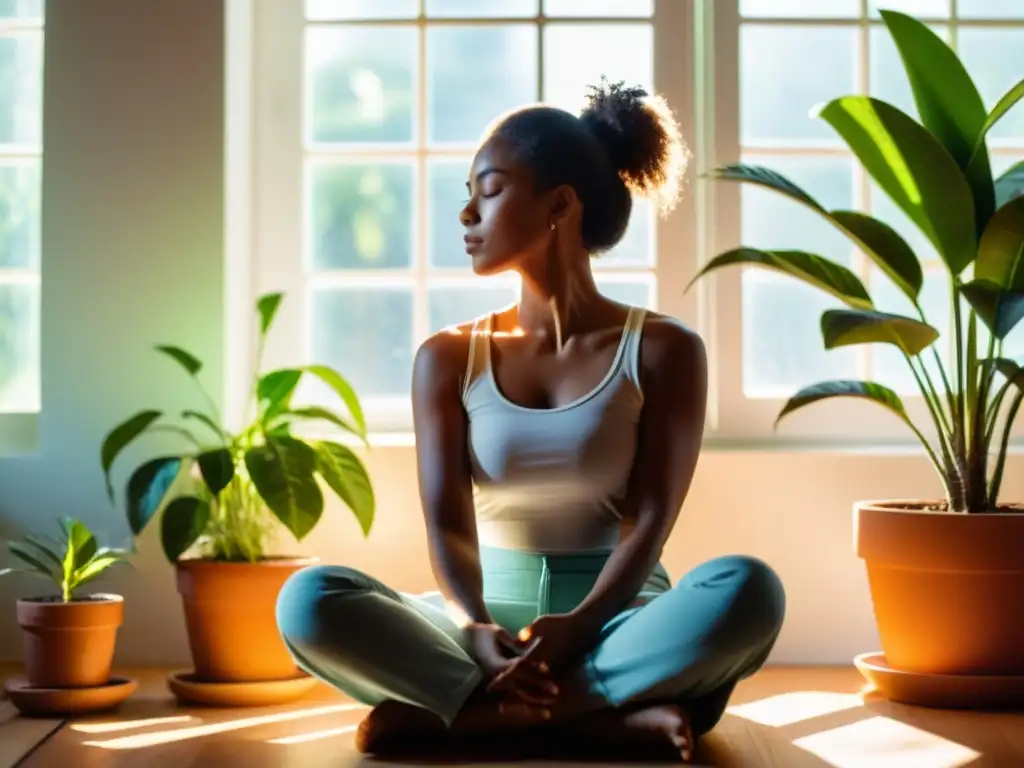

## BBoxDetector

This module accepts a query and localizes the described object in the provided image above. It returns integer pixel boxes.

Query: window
[0,0,42,418]
[252,0,695,433]
[709,0,1024,444]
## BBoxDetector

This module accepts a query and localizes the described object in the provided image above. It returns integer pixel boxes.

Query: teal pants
[275,548,785,736]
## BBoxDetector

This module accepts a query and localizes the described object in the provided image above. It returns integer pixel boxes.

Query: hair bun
[579,77,689,213]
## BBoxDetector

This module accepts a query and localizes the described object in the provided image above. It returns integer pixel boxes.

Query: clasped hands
[467,613,589,721]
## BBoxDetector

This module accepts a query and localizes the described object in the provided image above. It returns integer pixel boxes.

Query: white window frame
[0,7,44,454]
[250,0,699,437]
[704,0,1024,448]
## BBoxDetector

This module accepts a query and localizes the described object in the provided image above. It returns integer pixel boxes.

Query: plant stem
[949,281,968,511]
[907,355,957,499]
[150,425,201,450]
[988,389,1023,506]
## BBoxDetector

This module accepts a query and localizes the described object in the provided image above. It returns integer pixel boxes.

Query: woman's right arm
[411,331,492,626]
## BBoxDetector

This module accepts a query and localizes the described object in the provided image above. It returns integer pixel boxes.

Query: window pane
[309,162,414,271]
[306,26,416,144]
[429,282,518,333]
[311,287,413,396]
[542,24,653,113]
[427,0,538,17]
[958,0,1024,18]
[870,269,950,394]
[0,162,39,269]
[428,158,471,269]
[0,33,42,146]
[958,29,1024,144]
[0,282,38,412]
[867,0,948,18]
[544,0,653,17]
[596,277,654,309]
[428,26,538,145]
[740,154,856,267]
[741,0,858,18]
[870,25,949,122]
[740,26,856,145]
[0,0,41,19]
[742,272,859,397]
[306,0,417,20]
[600,197,654,267]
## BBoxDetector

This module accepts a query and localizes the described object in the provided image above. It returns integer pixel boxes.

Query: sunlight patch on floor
[80,703,366,750]
[267,723,360,744]
[792,715,981,768]
[71,715,197,734]
[726,691,866,727]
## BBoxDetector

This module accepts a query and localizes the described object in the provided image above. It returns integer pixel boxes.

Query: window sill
[0,412,39,456]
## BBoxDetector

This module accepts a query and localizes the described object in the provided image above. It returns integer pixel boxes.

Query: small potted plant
[2,517,132,707]
[688,11,1024,706]
[99,292,375,706]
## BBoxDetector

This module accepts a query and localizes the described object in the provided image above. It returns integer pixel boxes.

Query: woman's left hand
[486,612,593,704]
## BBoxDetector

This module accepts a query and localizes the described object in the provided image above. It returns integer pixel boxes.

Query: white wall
[3,0,1024,669]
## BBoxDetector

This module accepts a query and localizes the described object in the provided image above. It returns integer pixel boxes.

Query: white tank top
[460,307,648,553]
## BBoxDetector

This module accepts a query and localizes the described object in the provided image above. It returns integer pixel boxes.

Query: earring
[549,222,556,230]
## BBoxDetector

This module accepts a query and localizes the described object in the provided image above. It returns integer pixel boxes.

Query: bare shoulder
[638,312,707,378]
[412,321,477,392]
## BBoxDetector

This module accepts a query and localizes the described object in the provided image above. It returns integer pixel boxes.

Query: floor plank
[0,665,64,768]
[5,665,1023,767]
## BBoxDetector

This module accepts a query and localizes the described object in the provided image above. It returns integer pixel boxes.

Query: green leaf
[60,518,98,574]
[776,380,912,429]
[182,410,227,442]
[828,211,924,302]
[69,553,128,589]
[245,436,323,541]
[709,164,924,302]
[995,161,1024,210]
[314,441,375,536]
[975,197,1024,291]
[257,292,284,336]
[23,534,63,572]
[984,357,1024,391]
[687,247,872,309]
[160,497,210,562]
[126,457,182,536]
[821,309,940,356]
[815,95,976,275]
[880,10,994,233]
[301,366,367,437]
[257,369,302,422]
[960,279,1024,339]
[197,448,235,498]
[275,406,362,438]
[8,542,55,577]
[708,163,826,211]
[100,409,163,501]
[155,345,203,376]
[976,77,1024,154]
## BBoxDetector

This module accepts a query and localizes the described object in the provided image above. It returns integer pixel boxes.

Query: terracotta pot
[854,500,1024,675]
[16,593,124,688]
[175,556,317,683]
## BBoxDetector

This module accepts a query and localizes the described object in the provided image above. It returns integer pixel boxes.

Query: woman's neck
[514,254,602,343]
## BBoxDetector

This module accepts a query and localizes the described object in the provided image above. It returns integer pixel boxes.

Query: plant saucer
[167,670,319,707]
[3,676,137,717]
[855,652,1024,709]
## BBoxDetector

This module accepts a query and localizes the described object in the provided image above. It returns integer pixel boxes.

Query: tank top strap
[619,306,648,388]
[461,313,495,402]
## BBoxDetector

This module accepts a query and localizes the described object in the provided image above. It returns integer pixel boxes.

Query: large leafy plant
[100,292,375,562]
[1,518,132,602]
[688,11,1024,513]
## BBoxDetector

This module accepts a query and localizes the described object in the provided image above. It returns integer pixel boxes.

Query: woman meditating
[276,79,786,762]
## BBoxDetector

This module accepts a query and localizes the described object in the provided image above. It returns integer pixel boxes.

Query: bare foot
[354,700,445,754]
[583,703,694,762]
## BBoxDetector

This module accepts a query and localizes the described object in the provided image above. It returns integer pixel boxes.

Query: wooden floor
[2,664,1022,767]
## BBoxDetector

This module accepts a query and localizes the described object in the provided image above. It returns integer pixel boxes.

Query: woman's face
[459,137,554,276]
